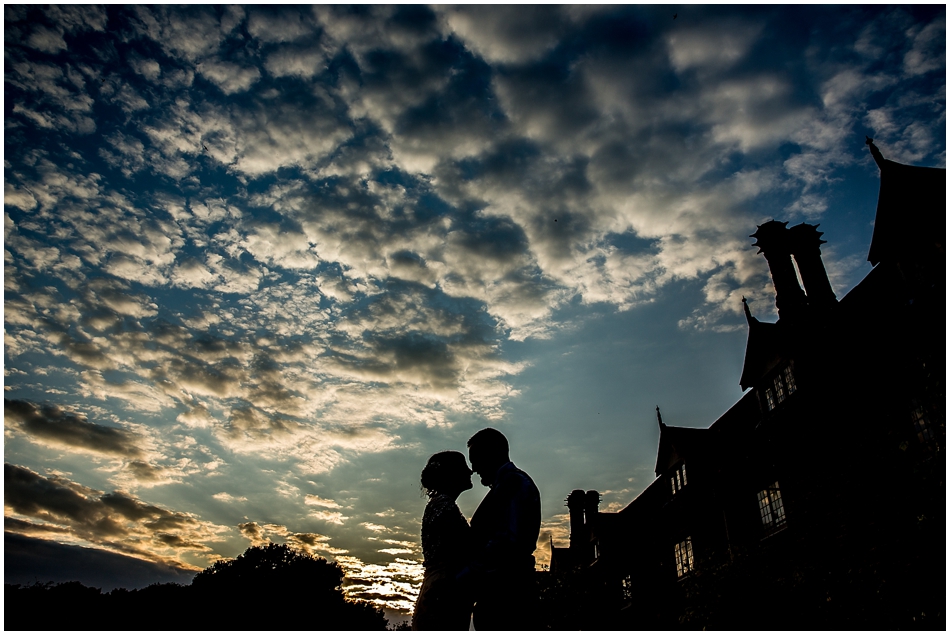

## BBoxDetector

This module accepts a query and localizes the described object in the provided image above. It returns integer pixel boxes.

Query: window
[757,482,787,534]
[674,537,694,578]
[762,363,797,412]
[670,463,688,495]
[621,574,634,602]
[910,399,935,446]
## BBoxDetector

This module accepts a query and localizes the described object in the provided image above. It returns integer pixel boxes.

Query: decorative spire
[742,296,753,323]
[866,136,886,169]
[656,405,664,428]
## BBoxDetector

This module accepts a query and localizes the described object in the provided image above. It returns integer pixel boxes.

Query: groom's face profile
[468,445,499,487]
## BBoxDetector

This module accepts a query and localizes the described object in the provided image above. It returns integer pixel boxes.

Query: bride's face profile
[423,451,473,498]
[455,457,474,493]
[442,454,473,496]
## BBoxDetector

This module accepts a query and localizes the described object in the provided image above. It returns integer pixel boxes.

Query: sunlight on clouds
[212,492,247,503]
[3,4,943,606]
[309,510,349,525]
[305,494,342,509]
[361,522,388,533]
[5,464,229,570]
[339,555,424,613]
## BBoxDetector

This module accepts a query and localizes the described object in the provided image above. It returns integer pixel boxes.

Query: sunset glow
[4,5,944,617]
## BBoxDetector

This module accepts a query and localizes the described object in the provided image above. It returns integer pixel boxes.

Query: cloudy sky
[4,5,945,615]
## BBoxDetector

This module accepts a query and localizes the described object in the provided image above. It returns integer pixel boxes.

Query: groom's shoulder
[499,462,540,495]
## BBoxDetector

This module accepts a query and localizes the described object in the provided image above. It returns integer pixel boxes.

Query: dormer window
[762,363,797,411]
[670,463,687,495]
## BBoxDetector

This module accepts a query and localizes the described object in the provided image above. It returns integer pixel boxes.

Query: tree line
[4,543,390,631]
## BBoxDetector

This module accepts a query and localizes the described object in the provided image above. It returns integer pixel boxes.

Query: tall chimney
[566,489,586,556]
[788,222,837,309]
[750,220,807,320]
[584,490,601,525]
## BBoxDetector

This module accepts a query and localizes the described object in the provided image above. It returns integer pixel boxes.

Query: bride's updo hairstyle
[421,450,466,497]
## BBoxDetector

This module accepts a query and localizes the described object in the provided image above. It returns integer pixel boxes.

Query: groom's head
[467,428,510,487]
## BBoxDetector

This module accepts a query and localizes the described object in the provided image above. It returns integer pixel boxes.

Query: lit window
[621,574,634,602]
[674,537,694,578]
[783,365,797,394]
[762,364,797,411]
[910,399,935,446]
[670,463,687,495]
[757,482,786,534]
[773,375,785,402]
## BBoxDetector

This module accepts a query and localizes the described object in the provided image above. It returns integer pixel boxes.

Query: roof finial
[742,296,753,324]
[866,136,886,169]
[656,405,664,427]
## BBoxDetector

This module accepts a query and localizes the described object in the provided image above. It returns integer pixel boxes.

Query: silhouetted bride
[411,451,474,631]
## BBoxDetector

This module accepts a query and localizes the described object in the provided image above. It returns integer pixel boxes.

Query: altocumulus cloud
[3,4,943,615]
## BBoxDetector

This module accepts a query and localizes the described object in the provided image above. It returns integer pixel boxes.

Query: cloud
[305,495,342,509]
[339,555,424,613]
[309,510,349,525]
[237,522,269,546]
[2,7,944,616]
[236,521,339,557]
[129,56,162,82]
[4,464,228,569]
[26,26,67,54]
[361,522,388,533]
[131,6,230,64]
[264,45,328,79]
[46,5,108,34]
[437,6,573,65]
[248,8,319,44]
[5,399,145,458]
[667,20,764,73]
[212,492,247,503]
[903,15,945,76]
[197,60,262,95]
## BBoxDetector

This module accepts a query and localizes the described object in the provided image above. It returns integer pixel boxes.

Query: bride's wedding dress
[411,493,473,630]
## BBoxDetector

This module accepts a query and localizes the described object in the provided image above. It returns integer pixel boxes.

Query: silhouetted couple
[411,428,541,631]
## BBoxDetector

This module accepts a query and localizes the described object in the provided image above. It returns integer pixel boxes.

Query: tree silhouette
[5,544,388,631]
[191,543,386,630]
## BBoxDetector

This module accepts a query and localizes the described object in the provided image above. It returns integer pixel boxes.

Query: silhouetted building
[547,140,945,629]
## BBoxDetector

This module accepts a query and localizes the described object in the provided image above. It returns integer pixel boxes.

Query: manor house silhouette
[547,139,945,629]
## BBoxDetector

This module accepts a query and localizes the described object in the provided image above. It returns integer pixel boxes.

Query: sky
[3,4,945,615]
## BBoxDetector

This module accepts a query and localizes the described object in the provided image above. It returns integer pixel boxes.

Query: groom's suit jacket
[469,461,541,574]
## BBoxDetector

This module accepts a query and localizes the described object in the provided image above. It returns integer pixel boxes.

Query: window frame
[670,462,688,495]
[909,398,938,450]
[756,481,787,536]
[760,362,798,412]
[674,536,694,578]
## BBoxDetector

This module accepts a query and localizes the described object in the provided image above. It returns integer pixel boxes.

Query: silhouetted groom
[462,428,541,630]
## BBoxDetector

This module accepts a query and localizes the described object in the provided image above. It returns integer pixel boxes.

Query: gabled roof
[738,298,784,391]
[653,417,714,477]
[866,139,946,267]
